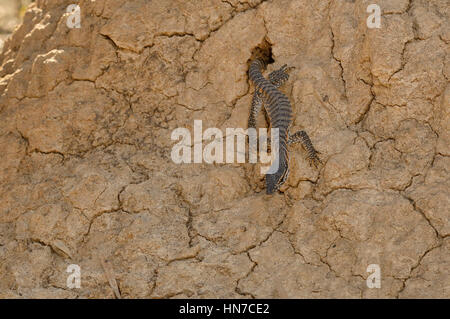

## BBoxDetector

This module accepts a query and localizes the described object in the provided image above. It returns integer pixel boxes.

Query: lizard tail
[265,145,289,194]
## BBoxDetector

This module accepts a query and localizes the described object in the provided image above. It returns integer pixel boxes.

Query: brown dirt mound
[0,0,448,298]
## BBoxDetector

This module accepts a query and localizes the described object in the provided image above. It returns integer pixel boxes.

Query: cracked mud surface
[0,0,448,298]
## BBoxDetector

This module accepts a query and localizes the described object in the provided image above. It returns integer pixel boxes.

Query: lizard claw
[307,152,322,168]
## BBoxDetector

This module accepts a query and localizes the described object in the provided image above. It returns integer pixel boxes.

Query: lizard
[248,58,322,194]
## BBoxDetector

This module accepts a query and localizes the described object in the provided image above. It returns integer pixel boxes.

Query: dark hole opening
[247,37,274,68]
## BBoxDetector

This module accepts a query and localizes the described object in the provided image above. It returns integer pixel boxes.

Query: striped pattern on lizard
[248,58,322,194]
[248,64,290,130]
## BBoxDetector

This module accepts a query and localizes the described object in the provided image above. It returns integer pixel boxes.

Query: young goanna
[248,58,322,194]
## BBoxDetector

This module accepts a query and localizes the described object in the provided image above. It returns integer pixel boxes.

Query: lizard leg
[268,64,289,86]
[288,130,322,168]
